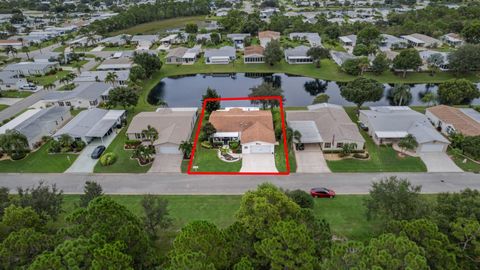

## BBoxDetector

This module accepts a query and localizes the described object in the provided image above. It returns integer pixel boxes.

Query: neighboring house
[287,103,365,151]
[359,106,449,153]
[68,35,102,47]
[204,46,236,64]
[73,70,130,85]
[0,107,71,149]
[401,33,442,48]
[419,50,450,70]
[131,35,158,50]
[0,71,28,90]
[182,45,201,64]
[243,45,265,64]
[258,30,280,48]
[426,105,480,137]
[53,108,126,144]
[96,58,133,70]
[3,61,59,75]
[33,52,61,63]
[441,33,464,47]
[209,107,277,154]
[165,47,188,64]
[330,51,357,66]
[100,34,131,46]
[379,34,407,51]
[126,108,198,154]
[226,33,250,49]
[339,34,357,47]
[196,33,211,42]
[289,32,322,47]
[160,33,189,45]
[284,46,312,64]
[39,82,112,109]
[0,40,23,49]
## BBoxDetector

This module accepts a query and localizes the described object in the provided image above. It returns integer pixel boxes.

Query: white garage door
[158,145,181,154]
[420,143,444,152]
[250,145,273,154]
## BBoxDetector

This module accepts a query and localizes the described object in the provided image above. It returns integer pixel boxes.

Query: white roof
[214,132,239,137]
[0,109,41,134]
[288,121,323,143]
[375,131,408,138]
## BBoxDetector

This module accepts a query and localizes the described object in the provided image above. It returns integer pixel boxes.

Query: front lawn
[28,70,71,86]
[0,141,78,173]
[102,45,136,51]
[1,90,32,98]
[326,107,427,172]
[275,141,297,173]
[190,147,242,172]
[448,148,480,173]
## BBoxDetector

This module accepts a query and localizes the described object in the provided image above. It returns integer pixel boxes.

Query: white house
[284,46,313,64]
[204,46,236,64]
[4,62,59,75]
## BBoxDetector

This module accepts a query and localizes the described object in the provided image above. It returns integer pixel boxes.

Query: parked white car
[19,83,37,91]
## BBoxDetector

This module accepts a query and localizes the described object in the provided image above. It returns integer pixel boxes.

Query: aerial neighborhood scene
[0,0,479,268]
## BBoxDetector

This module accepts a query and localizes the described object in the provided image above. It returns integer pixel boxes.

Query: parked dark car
[310,187,336,198]
[359,122,368,131]
[91,145,106,159]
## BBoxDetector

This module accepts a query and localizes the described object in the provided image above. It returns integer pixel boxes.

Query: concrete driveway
[295,144,331,173]
[420,152,463,172]
[65,132,118,173]
[148,154,183,173]
[240,153,278,173]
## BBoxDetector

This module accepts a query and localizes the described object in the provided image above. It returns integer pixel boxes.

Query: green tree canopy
[202,87,221,113]
[393,49,422,77]
[340,77,384,110]
[108,87,139,109]
[437,79,480,105]
[264,39,282,65]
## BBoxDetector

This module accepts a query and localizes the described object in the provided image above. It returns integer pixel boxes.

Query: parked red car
[310,187,336,198]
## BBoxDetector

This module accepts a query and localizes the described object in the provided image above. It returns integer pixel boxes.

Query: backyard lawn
[0,141,78,173]
[190,147,242,172]
[28,70,71,86]
[326,107,427,172]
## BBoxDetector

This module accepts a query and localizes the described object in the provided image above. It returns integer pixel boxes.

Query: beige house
[426,105,480,137]
[287,103,365,151]
[126,108,198,154]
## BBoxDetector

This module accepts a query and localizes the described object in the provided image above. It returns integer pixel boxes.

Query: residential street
[0,172,478,195]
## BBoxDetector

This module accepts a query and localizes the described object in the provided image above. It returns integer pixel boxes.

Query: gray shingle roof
[284,46,310,58]
[205,46,235,58]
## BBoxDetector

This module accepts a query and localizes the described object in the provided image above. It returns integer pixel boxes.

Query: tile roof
[244,45,264,56]
[427,105,480,136]
[258,30,280,39]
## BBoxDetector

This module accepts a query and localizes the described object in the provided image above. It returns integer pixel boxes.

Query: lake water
[148,73,480,107]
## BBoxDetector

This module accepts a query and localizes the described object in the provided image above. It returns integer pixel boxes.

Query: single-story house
[339,34,357,47]
[285,46,312,64]
[0,107,71,149]
[330,51,357,66]
[441,33,464,47]
[289,32,322,47]
[379,34,407,51]
[258,30,280,48]
[244,45,265,64]
[419,50,450,70]
[0,71,28,90]
[204,46,236,64]
[209,107,277,154]
[0,39,23,49]
[287,103,365,151]
[359,106,449,153]
[96,58,133,70]
[226,33,250,49]
[131,35,158,50]
[126,107,198,154]
[39,82,112,109]
[165,47,188,64]
[33,52,61,63]
[100,34,131,46]
[73,70,130,85]
[196,33,211,43]
[53,108,126,144]
[182,45,201,64]
[401,33,442,48]
[426,105,480,137]
[3,61,59,75]
[160,33,189,45]
[68,35,102,47]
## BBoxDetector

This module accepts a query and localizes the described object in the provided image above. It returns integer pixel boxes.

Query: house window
[324,143,331,148]
[337,143,344,148]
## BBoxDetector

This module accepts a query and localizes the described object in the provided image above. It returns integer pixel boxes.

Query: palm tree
[21,46,30,60]
[104,72,118,86]
[44,83,56,90]
[398,134,418,154]
[178,141,193,159]
[4,45,12,57]
[0,130,29,158]
[391,84,411,106]
[421,92,437,107]
[141,125,158,147]
[58,134,74,149]
[86,33,97,47]
[293,130,302,144]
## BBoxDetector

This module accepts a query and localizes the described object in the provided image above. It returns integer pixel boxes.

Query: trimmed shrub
[100,152,117,166]
[285,189,314,209]
[11,152,27,160]
[125,140,141,149]
[229,141,239,150]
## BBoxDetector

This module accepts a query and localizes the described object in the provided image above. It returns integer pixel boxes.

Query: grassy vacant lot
[28,70,71,86]
[190,147,242,172]
[326,107,427,172]
[1,90,32,98]
[62,194,376,242]
[0,142,77,173]
[111,16,207,35]
[275,141,297,173]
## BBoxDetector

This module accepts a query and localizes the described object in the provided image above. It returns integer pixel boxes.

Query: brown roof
[427,105,480,136]
[258,31,280,39]
[244,45,264,56]
[209,108,276,144]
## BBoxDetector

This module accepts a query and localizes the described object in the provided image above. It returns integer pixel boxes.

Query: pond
[148,73,480,107]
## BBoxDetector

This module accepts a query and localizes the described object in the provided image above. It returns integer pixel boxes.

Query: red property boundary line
[187,96,290,175]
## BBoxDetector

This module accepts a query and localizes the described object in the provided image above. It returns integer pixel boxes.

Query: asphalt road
[0,172,479,195]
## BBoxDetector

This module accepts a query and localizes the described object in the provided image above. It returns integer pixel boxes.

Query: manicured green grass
[102,45,137,51]
[0,104,8,111]
[275,141,297,173]
[111,16,207,35]
[448,148,480,173]
[326,107,427,172]
[53,45,66,52]
[0,141,78,173]
[28,70,71,86]
[191,147,242,172]
[61,194,375,241]
[0,90,32,98]
[93,126,151,173]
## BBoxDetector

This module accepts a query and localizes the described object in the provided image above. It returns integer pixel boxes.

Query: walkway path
[0,172,478,195]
